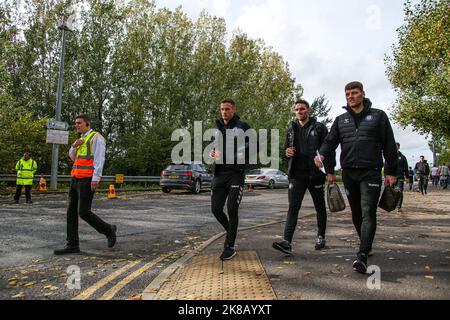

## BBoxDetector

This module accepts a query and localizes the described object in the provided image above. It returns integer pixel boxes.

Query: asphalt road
[0,187,299,300]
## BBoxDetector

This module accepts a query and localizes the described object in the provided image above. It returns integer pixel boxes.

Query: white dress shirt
[69,129,106,182]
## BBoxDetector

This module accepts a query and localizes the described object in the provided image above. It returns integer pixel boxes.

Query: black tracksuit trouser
[342,169,382,255]
[14,185,32,202]
[66,177,112,247]
[283,175,327,243]
[211,172,245,248]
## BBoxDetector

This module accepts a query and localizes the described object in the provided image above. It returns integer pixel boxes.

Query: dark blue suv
[160,163,213,194]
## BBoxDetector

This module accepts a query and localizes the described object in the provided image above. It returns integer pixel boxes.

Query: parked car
[245,169,289,189]
[160,163,213,194]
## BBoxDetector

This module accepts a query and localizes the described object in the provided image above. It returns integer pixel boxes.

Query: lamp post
[50,16,73,190]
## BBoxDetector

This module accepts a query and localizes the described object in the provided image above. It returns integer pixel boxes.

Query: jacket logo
[366,115,374,121]
[310,131,315,137]
[344,119,350,124]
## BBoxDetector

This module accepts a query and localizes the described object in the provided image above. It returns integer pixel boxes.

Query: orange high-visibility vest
[71,131,102,179]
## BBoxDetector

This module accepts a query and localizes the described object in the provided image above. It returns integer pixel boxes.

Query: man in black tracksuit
[210,99,251,261]
[316,82,398,274]
[272,99,335,255]
[385,143,410,213]
[414,156,430,195]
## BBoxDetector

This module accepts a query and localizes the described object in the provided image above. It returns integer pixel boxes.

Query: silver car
[245,169,290,189]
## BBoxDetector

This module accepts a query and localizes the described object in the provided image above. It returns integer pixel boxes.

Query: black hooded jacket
[212,115,252,175]
[284,118,335,178]
[319,98,398,175]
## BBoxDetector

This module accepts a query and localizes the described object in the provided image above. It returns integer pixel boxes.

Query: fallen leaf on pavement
[23,281,36,287]
[303,272,312,277]
[425,276,434,280]
[12,292,25,299]
[130,294,142,300]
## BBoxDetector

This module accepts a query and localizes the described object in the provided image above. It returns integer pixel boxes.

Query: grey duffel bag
[378,186,401,212]
[327,184,346,213]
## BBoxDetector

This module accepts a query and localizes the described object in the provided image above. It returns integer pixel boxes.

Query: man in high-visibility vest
[14,151,37,204]
[54,115,117,255]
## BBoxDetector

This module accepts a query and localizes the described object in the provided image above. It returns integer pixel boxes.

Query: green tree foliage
[310,95,332,127]
[430,137,450,165]
[386,0,450,139]
[0,0,305,175]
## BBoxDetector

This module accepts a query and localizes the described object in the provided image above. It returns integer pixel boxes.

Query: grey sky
[157,0,432,167]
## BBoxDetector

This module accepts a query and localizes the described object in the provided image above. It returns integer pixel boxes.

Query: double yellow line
[72,254,170,300]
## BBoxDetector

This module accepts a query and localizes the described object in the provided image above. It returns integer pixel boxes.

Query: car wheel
[268,180,275,190]
[162,187,171,194]
[191,180,201,194]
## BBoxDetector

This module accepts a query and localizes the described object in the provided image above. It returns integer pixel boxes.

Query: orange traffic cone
[38,175,47,191]
[108,184,117,199]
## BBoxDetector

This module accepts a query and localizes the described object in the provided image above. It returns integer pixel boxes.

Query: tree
[385,0,450,139]
[430,137,450,165]
[0,0,304,176]
[310,95,332,127]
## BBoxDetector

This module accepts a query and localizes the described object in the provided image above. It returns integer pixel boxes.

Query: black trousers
[14,185,32,202]
[396,179,405,209]
[342,169,382,255]
[211,172,245,248]
[283,175,327,243]
[67,177,112,247]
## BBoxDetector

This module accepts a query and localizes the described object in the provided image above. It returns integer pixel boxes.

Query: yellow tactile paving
[155,251,277,300]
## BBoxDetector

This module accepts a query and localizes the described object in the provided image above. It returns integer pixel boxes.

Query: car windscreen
[248,170,262,175]
[167,165,191,171]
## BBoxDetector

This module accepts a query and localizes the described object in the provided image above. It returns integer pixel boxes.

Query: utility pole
[50,18,72,190]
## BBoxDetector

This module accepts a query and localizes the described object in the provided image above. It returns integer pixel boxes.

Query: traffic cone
[108,184,117,199]
[38,175,47,191]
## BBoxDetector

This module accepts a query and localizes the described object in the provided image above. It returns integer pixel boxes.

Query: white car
[245,169,289,189]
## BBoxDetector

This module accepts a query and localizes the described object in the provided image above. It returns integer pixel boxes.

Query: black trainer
[315,236,326,250]
[352,253,368,274]
[272,240,292,255]
[54,245,81,255]
[220,246,236,261]
[107,225,117,248]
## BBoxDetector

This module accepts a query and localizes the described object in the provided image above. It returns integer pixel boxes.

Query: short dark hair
[345,81,364,91]
[220,99,236,107]
[295,99,310,109]
[75,114,91,126]
[396,142,400,148]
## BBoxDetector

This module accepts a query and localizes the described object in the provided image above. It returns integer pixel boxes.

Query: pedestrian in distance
[315,81,398,275]
[414,156,430,195]
[54,115,117,255]
[14,151,37,204]
[272,99,335,256]
[210,99,252,261]
[408,167,414,191]
[439,163,449,189]
[385,143,410,213]
[431,164,440,187]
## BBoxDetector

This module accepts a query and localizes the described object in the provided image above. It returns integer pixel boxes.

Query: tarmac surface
[0,186,449,300]
[144,188,450,300]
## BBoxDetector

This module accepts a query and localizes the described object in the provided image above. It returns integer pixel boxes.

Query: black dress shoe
[107,225,117,248]
[54,246,81,255]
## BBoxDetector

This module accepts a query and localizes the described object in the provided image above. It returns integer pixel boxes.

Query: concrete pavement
[144,189,450,300]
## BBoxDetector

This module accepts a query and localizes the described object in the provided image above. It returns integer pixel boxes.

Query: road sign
[46,129,69,145]
[115,174,125,184]
[47,120,69,131]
